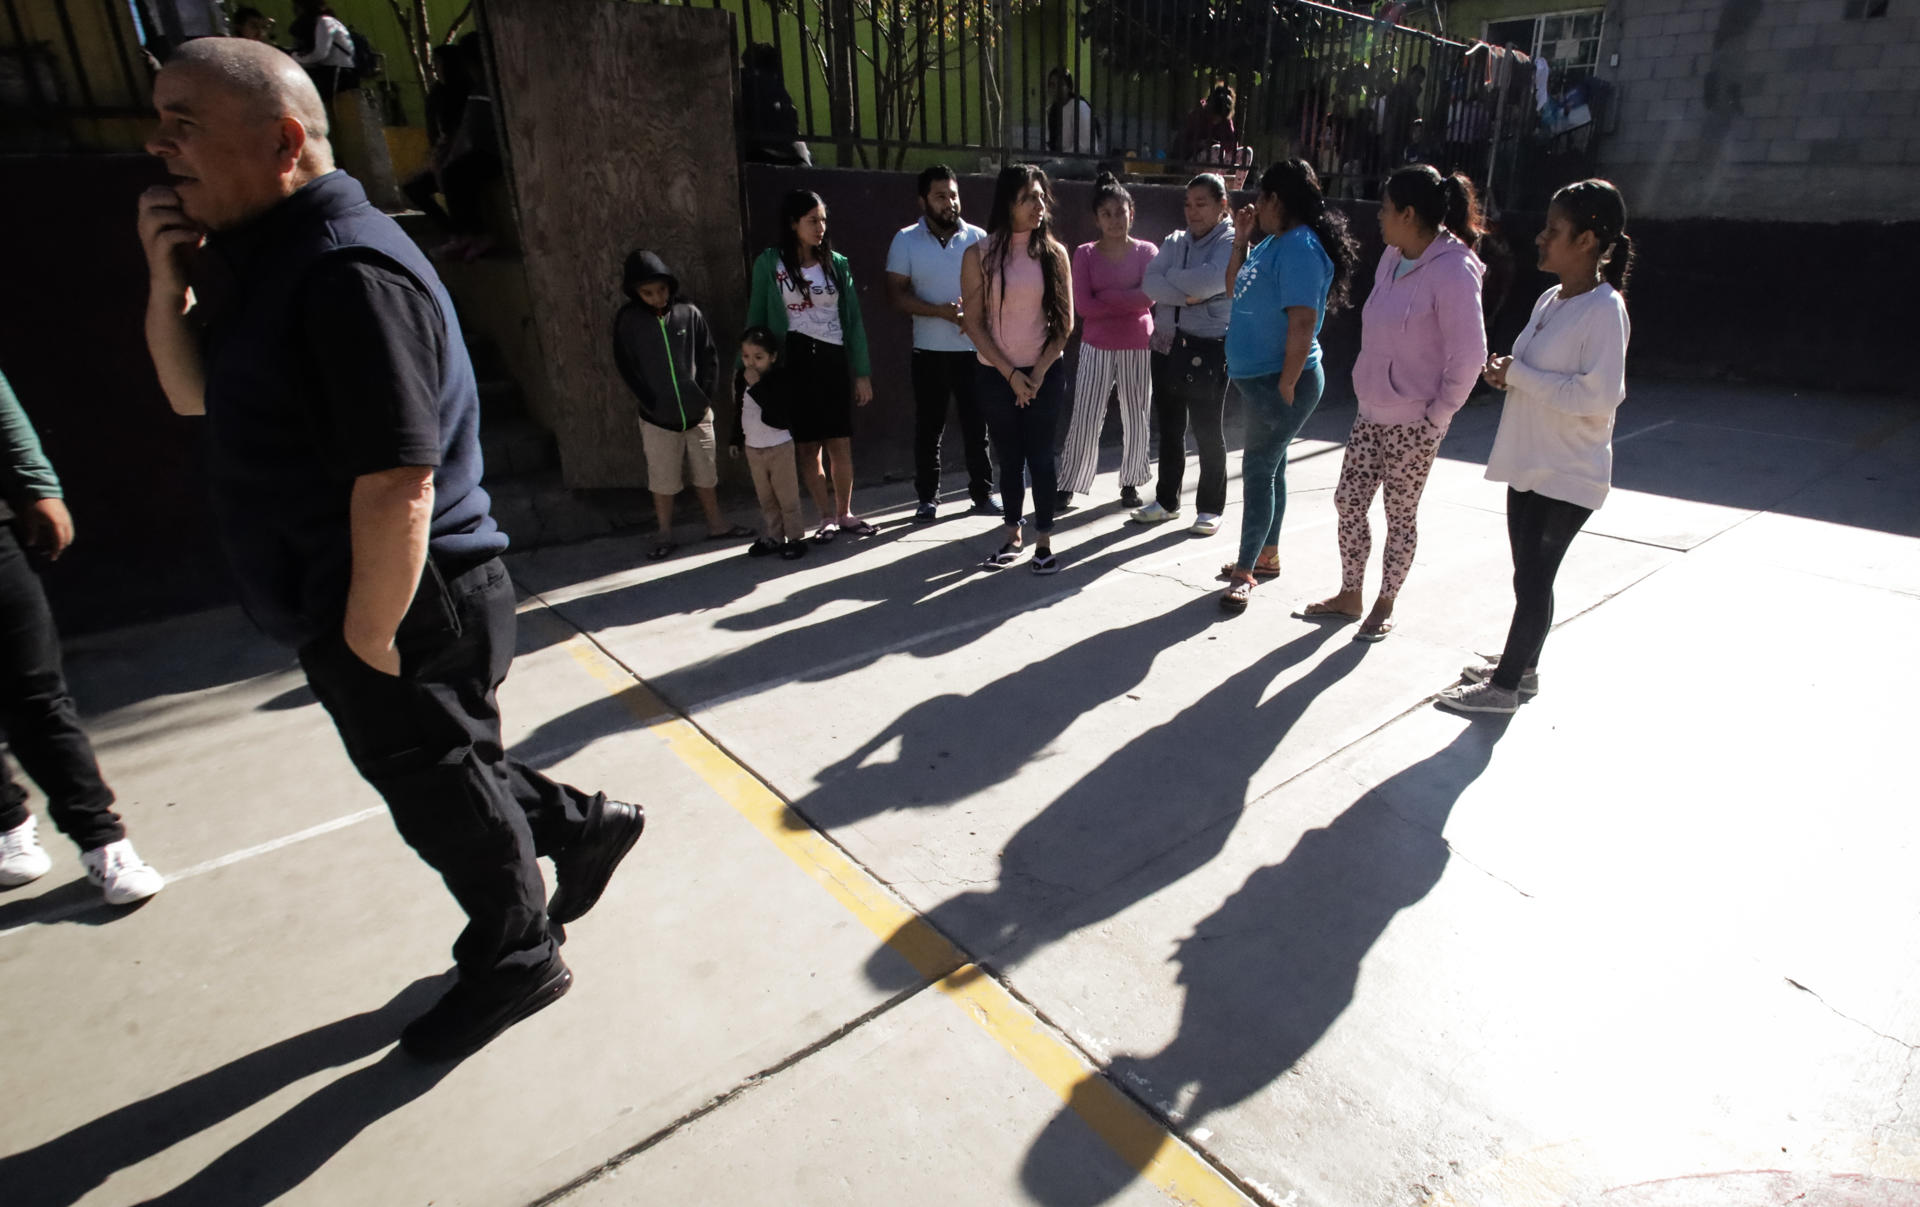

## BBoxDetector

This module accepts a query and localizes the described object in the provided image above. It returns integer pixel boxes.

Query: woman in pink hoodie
[1301,166,1487,639]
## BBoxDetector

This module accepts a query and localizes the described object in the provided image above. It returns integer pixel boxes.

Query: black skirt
[784,332,854,442]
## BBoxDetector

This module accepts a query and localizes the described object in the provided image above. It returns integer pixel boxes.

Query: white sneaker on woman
[81,839,165,906]
[1460,662,1540,699]
[0,815,52,887]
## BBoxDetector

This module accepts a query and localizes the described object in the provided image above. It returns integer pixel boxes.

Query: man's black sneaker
[547,800,645,925]
[400,958,573,1063]
[913,501,937,523]
[970,494,1003,516]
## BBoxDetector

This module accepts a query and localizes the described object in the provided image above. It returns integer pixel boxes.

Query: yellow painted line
[559,634,1254,1207]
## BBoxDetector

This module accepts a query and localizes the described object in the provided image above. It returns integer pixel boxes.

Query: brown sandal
[1220,575,1256,613]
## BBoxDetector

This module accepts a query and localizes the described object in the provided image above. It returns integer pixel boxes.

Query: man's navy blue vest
[200,171,506,647]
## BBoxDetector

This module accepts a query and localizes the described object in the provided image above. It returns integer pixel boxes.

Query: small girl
[731,327,808,561]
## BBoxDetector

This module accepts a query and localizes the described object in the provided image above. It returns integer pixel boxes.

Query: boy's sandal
[707,524,755,541]
[1220,575,1256,612]
[647,542,677,562]
[838,518,881,537]
[812,524,838,544]
[984,542,1022,568]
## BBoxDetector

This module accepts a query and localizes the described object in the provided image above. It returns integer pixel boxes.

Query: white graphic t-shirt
[779,262,844,345]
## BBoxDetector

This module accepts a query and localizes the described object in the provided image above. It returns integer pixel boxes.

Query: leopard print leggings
[1335,417,1443,598]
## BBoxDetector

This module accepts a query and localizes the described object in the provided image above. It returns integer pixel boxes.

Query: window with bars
[1484,8,1607,80]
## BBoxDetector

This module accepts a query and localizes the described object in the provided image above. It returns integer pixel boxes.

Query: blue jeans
[1232,362,1325,572]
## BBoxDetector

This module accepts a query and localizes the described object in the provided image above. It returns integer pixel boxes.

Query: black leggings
[1493,487,1592,691]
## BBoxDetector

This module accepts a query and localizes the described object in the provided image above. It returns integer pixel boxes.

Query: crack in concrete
[1783,978,1920,1052]
[1114,563,1217,593]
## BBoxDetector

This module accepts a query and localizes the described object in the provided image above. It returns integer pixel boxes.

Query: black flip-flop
[839,519,881,538]
[983,542,1022,569]
[647,542,677,562]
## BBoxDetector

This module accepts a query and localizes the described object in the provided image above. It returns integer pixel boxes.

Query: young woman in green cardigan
[744,190,878,541]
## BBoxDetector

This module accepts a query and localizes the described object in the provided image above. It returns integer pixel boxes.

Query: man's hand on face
[137,186,203,300]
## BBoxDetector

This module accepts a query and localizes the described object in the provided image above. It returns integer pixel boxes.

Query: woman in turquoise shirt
[1219,159,1358,613]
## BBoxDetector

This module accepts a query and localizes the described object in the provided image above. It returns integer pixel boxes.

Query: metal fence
[2,0,152,149]
[650,0,1557,203]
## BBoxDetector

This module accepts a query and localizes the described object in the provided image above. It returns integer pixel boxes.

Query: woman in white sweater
[1440,178,1633,715]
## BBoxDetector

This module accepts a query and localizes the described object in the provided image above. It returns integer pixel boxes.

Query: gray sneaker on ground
[1460,662,1539,699]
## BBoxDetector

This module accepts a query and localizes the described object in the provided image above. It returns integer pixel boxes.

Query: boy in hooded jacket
[613,250,753,560]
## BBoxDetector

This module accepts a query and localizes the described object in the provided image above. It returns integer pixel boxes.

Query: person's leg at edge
[1191,374,1231,517]
[1059,344,1113,495]
[797,441,834,525]
[1152,352,1189,513]
[826,437,857,524]
[1251,363,1324,564]
[1027,369,1065,548]
[1368,422,1442,633]
[910,350,947,505]
[1312,419,1382,616]
[1232,375,1285,575]
[1492,488,1590,691]
[687,420,731,536]
[770,446,806,541]
[1116,347,1154,489]
[949,352,996,505]
[0,529,123,852]
[979,364,1025,549]
[747,445,783,537]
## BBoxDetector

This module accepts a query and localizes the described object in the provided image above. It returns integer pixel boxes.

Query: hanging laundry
[1534,55,1551,109]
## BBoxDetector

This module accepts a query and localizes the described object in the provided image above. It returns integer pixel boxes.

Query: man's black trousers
[299,557,600,986]
[911,349,996,506]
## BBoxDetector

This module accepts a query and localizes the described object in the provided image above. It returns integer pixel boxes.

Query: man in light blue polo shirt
[885,165,997,522]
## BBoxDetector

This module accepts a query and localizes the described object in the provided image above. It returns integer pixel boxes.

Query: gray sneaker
[1437,680,1522,715]
[1460,662,1539,699]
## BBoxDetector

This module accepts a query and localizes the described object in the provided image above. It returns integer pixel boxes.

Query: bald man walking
[137,40,643,1061]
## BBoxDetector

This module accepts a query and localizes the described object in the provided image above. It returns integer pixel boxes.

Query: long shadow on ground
[863,614,1369,991]
[1020,719,1511,1205]
[0,976,449,1207]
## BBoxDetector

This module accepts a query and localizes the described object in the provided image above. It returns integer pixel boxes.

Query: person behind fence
[1300,166,1486,639]
[232,5,274,42]
[730,327,808,562]
[1058,172,1155,514]
[289,0,354,104]
[1174,81,1244,167]
[138,39,644,1061]
[962,165,1074,576]
[744,190,879,543]
[0,368,166,906]
[614,250,753,562]
[1045,68,1098,157]
[1440,179,1633,715]
[885,164,996,523]
[1218,159,1357,614]
[740,42,811,167]
[1136,173,1236,534]
[402,38,503,263]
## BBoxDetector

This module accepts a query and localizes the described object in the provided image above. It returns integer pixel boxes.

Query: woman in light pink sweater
[1059,173,1158,511]
[1301,166,1487,640]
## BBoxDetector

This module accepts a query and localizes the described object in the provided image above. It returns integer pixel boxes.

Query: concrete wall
[1595,0,1920,220]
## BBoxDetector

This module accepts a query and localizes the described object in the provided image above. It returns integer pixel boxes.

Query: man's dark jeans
[911,349,996,506]
[0,527,124,852]
[299,557,600,986]
[1151,338,1231,516]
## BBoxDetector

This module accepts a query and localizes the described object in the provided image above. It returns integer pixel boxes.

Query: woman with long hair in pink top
[960,165,1075,575]
[1059,172,1157,512]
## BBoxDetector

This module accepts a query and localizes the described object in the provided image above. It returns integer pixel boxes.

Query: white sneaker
[0,815,52,888]
[81,839,165,906]
[1436,680,1522,715]
[1189,513,1222,536]
[1131,501,1179,525]
[1460,662,1539,699]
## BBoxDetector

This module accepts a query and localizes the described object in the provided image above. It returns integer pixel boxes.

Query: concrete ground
[2,379,1917,1207]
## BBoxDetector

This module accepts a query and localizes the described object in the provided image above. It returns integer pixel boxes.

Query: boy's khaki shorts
[640,418,718,494]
